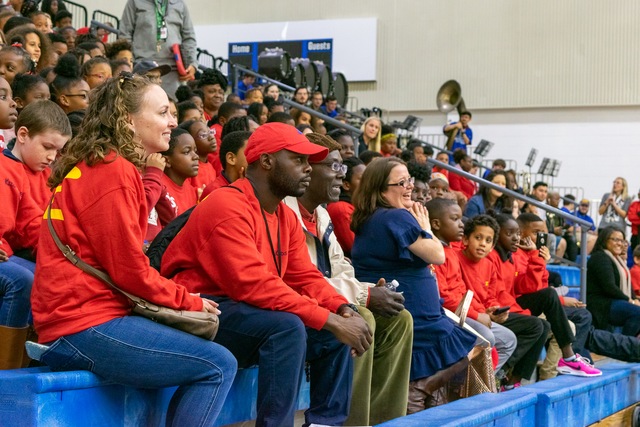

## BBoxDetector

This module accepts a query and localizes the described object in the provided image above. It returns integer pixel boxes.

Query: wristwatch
[341,303,359,313]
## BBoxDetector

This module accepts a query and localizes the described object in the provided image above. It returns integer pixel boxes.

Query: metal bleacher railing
[92,10,120,43]
[428,158,594,303]
[200,56,591,292]
[63,0,87,30]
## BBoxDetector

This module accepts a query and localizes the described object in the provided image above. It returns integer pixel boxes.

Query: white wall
[398,106,640,203]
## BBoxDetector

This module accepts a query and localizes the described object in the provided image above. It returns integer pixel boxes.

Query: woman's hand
[201,298,221,315]
[410,202,431,232]
[145,153,166,170]
[0,248,8,262]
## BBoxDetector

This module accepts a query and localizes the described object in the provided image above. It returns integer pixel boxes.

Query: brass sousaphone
[436,80,468,151]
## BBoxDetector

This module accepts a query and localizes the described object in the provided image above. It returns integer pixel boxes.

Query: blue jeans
[609,299,640,336]
[0,256,35,327]
[41,316,237,427]
[211,297,353,427]
[564,306,593,359]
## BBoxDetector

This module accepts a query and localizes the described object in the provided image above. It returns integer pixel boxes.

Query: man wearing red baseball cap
[162,122,373,426]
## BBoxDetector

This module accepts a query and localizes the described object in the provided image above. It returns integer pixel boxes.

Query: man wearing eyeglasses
[284,133,413,426]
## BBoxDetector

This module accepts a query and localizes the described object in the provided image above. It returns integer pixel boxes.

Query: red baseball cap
[244,122,328,164]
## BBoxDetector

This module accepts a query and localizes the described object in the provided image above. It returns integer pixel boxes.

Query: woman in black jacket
[587,226,640,336]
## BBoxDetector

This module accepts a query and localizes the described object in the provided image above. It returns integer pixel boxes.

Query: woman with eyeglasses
[350,157,476,411]
[587,226,640,337]
[49,53,89,114]
[31,73,237,425]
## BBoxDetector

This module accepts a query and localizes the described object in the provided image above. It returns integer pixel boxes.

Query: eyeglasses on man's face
[317,161,347,175]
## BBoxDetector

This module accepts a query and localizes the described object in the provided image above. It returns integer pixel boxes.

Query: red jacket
[326,200,355,256]
[0,151,41,257]
[628,201,640,235]
[486,250,530,314]
[32,153,201,343]
[161,178,348,330]
[435,244,486,320]
[448,172,475,200]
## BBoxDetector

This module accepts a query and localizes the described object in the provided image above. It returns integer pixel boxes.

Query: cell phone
[494,306,510,315]
[536,232,548,250]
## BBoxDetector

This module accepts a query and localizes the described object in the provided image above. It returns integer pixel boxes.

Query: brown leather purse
[46,197,219,341]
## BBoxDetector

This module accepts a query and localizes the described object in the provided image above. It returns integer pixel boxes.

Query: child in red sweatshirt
[427,198,516,372]
[9,100,71,210]
[456,214,549,389]
[489,212,601,378]
[0,76,42,369]
[180,119,217,199]
[161,128,199,215]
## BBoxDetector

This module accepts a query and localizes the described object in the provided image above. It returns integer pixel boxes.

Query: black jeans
[517,287,575,348]
[500,312,550,380]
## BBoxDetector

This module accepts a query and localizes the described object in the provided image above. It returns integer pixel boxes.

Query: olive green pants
[345,307,413,426]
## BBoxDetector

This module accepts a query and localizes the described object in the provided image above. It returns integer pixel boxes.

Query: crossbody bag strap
[46,194,158,311]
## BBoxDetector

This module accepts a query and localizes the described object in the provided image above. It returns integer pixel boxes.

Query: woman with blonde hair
[598,177,631,231]
[31,74,236,426]
[358,116,382,154]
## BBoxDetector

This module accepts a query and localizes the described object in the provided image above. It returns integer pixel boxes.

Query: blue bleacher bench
[0,365,310,426]
[375,363,640,427]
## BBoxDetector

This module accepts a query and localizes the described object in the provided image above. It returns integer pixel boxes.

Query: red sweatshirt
[200,172,230,200]
[435,244,486,320]
[326,201,355,256]
[0,152,41,257]
[456,247,502,310]
[448,173,475,200]
[631,265,640,296]
[486,250,530,314]
[161,174,198,215]
[24,166,51,210]
[190,159,217,199]
[32,153,202,343]
[144,166,177,242]
[511,248,549,296]
[161,178,348,330]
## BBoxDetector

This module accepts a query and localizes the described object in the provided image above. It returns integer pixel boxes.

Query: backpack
[146,206,196,271]
[146,185,242,271]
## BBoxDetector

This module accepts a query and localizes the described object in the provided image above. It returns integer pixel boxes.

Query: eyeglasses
[388,177,415,189]
[196,130,214,139]
[608,237,625,244]
[318,161,347,174]
[64,93,88,99]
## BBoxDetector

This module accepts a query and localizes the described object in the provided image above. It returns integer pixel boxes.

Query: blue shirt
[320,106,338,118]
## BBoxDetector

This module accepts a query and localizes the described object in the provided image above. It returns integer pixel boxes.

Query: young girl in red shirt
[161,128,199,215]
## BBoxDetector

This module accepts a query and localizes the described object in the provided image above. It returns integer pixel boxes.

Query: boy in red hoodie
[489,212,601,378]
[9,100,71,210]
[456,214,549,389]
[0,76,42,369]
[428,198,516,371]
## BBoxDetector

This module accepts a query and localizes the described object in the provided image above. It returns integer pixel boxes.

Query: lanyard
[261,208,282,277]
[154,0,168,42]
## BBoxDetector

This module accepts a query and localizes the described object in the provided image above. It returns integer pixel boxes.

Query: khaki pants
[538,314,576,380]
[345,307,413,426]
